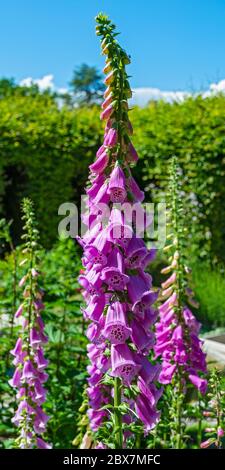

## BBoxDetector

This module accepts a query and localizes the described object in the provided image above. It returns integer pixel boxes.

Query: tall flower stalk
[77,14,161,448]
[9,199,51,449]
[201,369,225,449]
[155,157,208,448]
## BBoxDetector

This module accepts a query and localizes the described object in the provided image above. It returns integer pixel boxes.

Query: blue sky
[1,0,225,95]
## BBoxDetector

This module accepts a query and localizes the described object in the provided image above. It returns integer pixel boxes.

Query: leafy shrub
[192,263,225,328]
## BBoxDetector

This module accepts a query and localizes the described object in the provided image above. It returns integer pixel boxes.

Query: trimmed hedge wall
[0,93,224,263]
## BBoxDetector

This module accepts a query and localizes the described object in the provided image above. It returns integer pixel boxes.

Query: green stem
[56,304,66,379]
[135,433,141,449]
[114,377,123,449]
[197,393,202,447]
[176,392,182,448]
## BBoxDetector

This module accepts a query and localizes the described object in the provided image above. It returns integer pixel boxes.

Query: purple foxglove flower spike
[77,14,161,446]
[155,156,207,447]
[9,199,50,449]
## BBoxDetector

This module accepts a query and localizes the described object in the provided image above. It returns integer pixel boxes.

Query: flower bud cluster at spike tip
[154,157,207,394]
[77,14,161,446]
[9,198,51,449]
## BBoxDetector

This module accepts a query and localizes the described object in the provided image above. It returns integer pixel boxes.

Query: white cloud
[19,75,225,106]
[57,87,68,95]
[130,87,190,106]
[20,74,55,91]
[209,79,225,93]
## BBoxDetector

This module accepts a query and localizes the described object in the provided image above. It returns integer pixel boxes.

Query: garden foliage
[0,91,225,263]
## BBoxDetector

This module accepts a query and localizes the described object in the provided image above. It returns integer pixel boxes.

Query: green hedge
[0,94,103,246]
[0,92,225,263]
[131,96,225,263]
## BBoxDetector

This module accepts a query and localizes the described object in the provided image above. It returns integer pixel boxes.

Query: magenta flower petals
[34,381,47,402]
[128,271,152,302]
[87,409,107,432]
[108,165,127,203]
[15,304,23,318]
[143,308,159,328]
[183,307,201,333]
[30,328,42,347]
[91,181,110,206]
[103,302,131,344]
[137,377,163,407]
[100,104,114,120]
[37,371,49,383]
[101,247,129,290]
[131,319,155,352]
[200,439,215,449]
[126,236,146,257]
[8,367,22,388]
[96,145,106,158]
[127,272,157,316]
[19,275,27,287]
[127,142,139,162]
[107,207,133,246]
[36,438,52,449]
[10,337,23,356]
[188,374,207,394]
[171,325,183,345]
[135,394,160,433]
[159,364,177,384]
[217,427,225,438]
[34,412,50,434]
[79,268,102,293]
[35,349,49,370]
[111,344,141,385]
[21,360,37,381]
[104,128,118,147]
[158,292,177,314]
[85,296,106,322]
[138,357,161,384]
[95,442,108,449]
[161,272,176,290]
[101,268,129,291]
[101,93,113,109]
[125,237,147,269]
[33,300,45,311]
[127,175,144,202]
[86,228,111,257]
[86,322,103,343]
[89,151,109,174]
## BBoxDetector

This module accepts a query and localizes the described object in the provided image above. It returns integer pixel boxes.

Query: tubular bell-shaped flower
[9,199,51,449]
[77,14,161,448]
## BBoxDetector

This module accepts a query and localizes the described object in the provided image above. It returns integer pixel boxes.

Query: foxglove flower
[155,159,207,394]
[77,14,161,447]
[9,199,51,449]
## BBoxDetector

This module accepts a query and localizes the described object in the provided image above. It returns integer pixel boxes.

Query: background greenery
[0,89,224,264]
[0,79,225,448]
